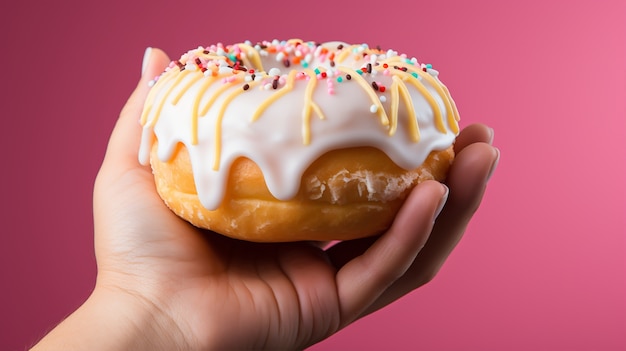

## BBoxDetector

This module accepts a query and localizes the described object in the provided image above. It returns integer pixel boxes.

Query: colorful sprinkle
[327,79,335,95]
[152,41,456,138]
[268,67,281,76]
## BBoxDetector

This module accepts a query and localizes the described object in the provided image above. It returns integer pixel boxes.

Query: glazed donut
[139,39,460,242]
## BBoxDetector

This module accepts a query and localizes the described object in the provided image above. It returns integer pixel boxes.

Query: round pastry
[139,39,460,242]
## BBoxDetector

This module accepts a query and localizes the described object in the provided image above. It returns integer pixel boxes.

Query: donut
[138,39,460,242]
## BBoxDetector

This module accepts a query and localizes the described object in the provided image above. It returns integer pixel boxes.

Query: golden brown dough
[151,142,453,242]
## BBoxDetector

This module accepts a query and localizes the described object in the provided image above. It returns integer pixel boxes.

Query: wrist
[31,284,191,351]
[95,285,191,351]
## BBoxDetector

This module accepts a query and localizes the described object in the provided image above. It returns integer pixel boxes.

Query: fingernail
[141,47,152,76]
[434,184,449,220]
[488,127,495,145]
[486,147,500,181]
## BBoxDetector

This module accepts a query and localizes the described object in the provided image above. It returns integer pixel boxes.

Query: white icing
[139,40,459,210]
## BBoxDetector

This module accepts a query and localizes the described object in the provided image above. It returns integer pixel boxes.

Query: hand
[32,48,499,350]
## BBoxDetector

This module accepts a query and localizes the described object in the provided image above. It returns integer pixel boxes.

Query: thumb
[92,47,175,252]
[100,47,171,179]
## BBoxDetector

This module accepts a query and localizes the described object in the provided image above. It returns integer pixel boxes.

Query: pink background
[2,0,625,350]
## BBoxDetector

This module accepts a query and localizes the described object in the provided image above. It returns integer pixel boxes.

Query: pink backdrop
[2,0,625,349]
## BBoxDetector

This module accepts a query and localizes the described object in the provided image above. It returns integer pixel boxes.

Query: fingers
[99,47,171,179]
[332,180,449,327]
[445,143,499,219]
[417,142,499,265]
[357,141,499,317]
[415,124,499,270]
[454,123,494,152]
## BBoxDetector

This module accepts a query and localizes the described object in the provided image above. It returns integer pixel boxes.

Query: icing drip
[139,39,460,210]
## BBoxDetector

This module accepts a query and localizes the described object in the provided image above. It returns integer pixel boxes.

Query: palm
[187,239,341,349]
[95,164,342,348]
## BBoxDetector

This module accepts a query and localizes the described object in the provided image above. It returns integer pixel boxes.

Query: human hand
[32,47,499,351]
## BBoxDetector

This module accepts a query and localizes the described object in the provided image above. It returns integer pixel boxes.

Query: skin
[32,48,499,350]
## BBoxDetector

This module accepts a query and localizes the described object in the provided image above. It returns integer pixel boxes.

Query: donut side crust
[150,142,454,242]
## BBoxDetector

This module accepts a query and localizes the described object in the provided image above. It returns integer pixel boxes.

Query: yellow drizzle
[287,39,304,45]
[440,83,460,122]
[334,45,357,63]
[199,76,243,117]
[190,75,219,144]
[301,69,325,145]
[250,70,298,122]
[211,80,256,170]
[147,70,192,127]
[394,70,446,133]
[334,44,382,64]
[249,69,324,145]
[196,50,227,62]
[404,65,459,134]
[235,43,263,71]
[385,59,460,134]
[390,75,420,142]
[172,74,203,105]
[140,69,177,126]
[336,66,389,128]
